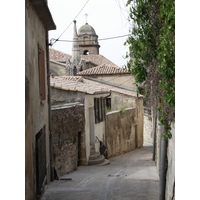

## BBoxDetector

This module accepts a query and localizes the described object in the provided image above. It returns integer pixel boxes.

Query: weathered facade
[50,76,110,166]
[77,64,137,91]
[51,103,86,177]
[106,105,143,158]
[50,60,66,76]
[25,0,56,199]
[50,76,143,169]
[155,122,175,200]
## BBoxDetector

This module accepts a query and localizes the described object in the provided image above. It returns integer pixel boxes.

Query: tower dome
[78,23,97,36]
[77,23,100,55]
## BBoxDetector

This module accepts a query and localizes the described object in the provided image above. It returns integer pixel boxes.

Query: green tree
[125,0,175,139]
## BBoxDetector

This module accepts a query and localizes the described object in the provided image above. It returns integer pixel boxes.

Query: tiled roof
[80,55,117,66]
[77,64,130,76]
[50,76,110,95]
[50,76,141,98]
[49,48,71,62]
[49,48,117,67]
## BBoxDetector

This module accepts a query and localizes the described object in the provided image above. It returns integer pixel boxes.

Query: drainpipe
[104,92,111,159]
[159,125,168,200]
[46,32,54,181]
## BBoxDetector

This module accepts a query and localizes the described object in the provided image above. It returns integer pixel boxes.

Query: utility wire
[52,34,131,43]
[50,0,90,46]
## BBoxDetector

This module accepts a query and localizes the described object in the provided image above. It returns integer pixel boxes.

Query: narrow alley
[42,144,159,200]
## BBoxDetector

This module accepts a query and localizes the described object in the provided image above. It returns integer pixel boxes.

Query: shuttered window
[39,47,46,101]
[94,97,105,124]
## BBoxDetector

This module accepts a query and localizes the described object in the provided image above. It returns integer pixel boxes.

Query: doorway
[35,126,46,196]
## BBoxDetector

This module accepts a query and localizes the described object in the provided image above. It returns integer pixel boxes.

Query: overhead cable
[52,34,131,43]
[50,0,90,46]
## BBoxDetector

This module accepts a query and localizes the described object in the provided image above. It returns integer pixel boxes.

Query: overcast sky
[48,0,131,67]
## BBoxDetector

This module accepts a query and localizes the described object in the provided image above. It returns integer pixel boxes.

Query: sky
[48,0,132,67]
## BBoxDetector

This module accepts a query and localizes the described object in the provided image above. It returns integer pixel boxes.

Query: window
[83,50,89,55]
[38,47,46,101]
[94,97,105,124]
[73,66,77,76]
[106,98,111,111]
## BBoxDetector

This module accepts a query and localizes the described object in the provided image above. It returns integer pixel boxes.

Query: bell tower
[78,22,100,55]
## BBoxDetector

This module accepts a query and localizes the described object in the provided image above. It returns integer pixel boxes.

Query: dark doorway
[36,126,46,196]
[77,132,81,166]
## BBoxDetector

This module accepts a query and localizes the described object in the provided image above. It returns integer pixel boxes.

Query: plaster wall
[143,115,153,144]
[85,94,107,161]
[110,92,136,112]
[50,88,85,105]
[25,2,50,199]
[50,61,67,76]
[95,74,136,91]
[106,108,138,158]
[135,97,144,148]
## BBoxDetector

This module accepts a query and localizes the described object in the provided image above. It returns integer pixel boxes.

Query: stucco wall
[85,94,107,161]
[106,107,143,158]
[51,104,86,177]
[95,74,136,91]
[110,92,136,112]
[25,2,50,200]
[143,115,153,144]
[135,97,144,148]
[50,60,67,76]
[50,87,85,105]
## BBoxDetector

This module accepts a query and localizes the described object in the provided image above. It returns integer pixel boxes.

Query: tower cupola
[78,23,100,55]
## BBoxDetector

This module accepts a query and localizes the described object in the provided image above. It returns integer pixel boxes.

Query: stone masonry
[51,103,86,177]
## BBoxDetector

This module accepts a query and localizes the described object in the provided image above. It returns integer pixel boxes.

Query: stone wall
[106,107,140,158]
[51,103,86,177]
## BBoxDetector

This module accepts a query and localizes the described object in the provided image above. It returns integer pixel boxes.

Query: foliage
[125,0,175,139]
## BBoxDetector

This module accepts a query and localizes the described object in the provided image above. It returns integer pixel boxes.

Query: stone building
[25,0,56,199]
[50,76,143,173]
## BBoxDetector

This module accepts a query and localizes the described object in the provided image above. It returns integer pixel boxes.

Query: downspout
[46,32,54,181]
[159,125,168,200]
[104,92,111,159]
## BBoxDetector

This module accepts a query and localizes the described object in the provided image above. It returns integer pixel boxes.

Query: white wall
[85,94,108,161]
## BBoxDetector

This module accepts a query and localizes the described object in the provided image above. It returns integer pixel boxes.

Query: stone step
[88,155,105,166]
[97,159,110,166]
[89,152,100,160]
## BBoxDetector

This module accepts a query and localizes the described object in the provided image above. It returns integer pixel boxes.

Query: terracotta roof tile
[49,48,71,62]
[50,76,141,98]
[50,76,110,94]
[77,64,130,76]
[49,48,117,67]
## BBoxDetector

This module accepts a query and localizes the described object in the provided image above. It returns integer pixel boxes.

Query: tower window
[83,50,89,55]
